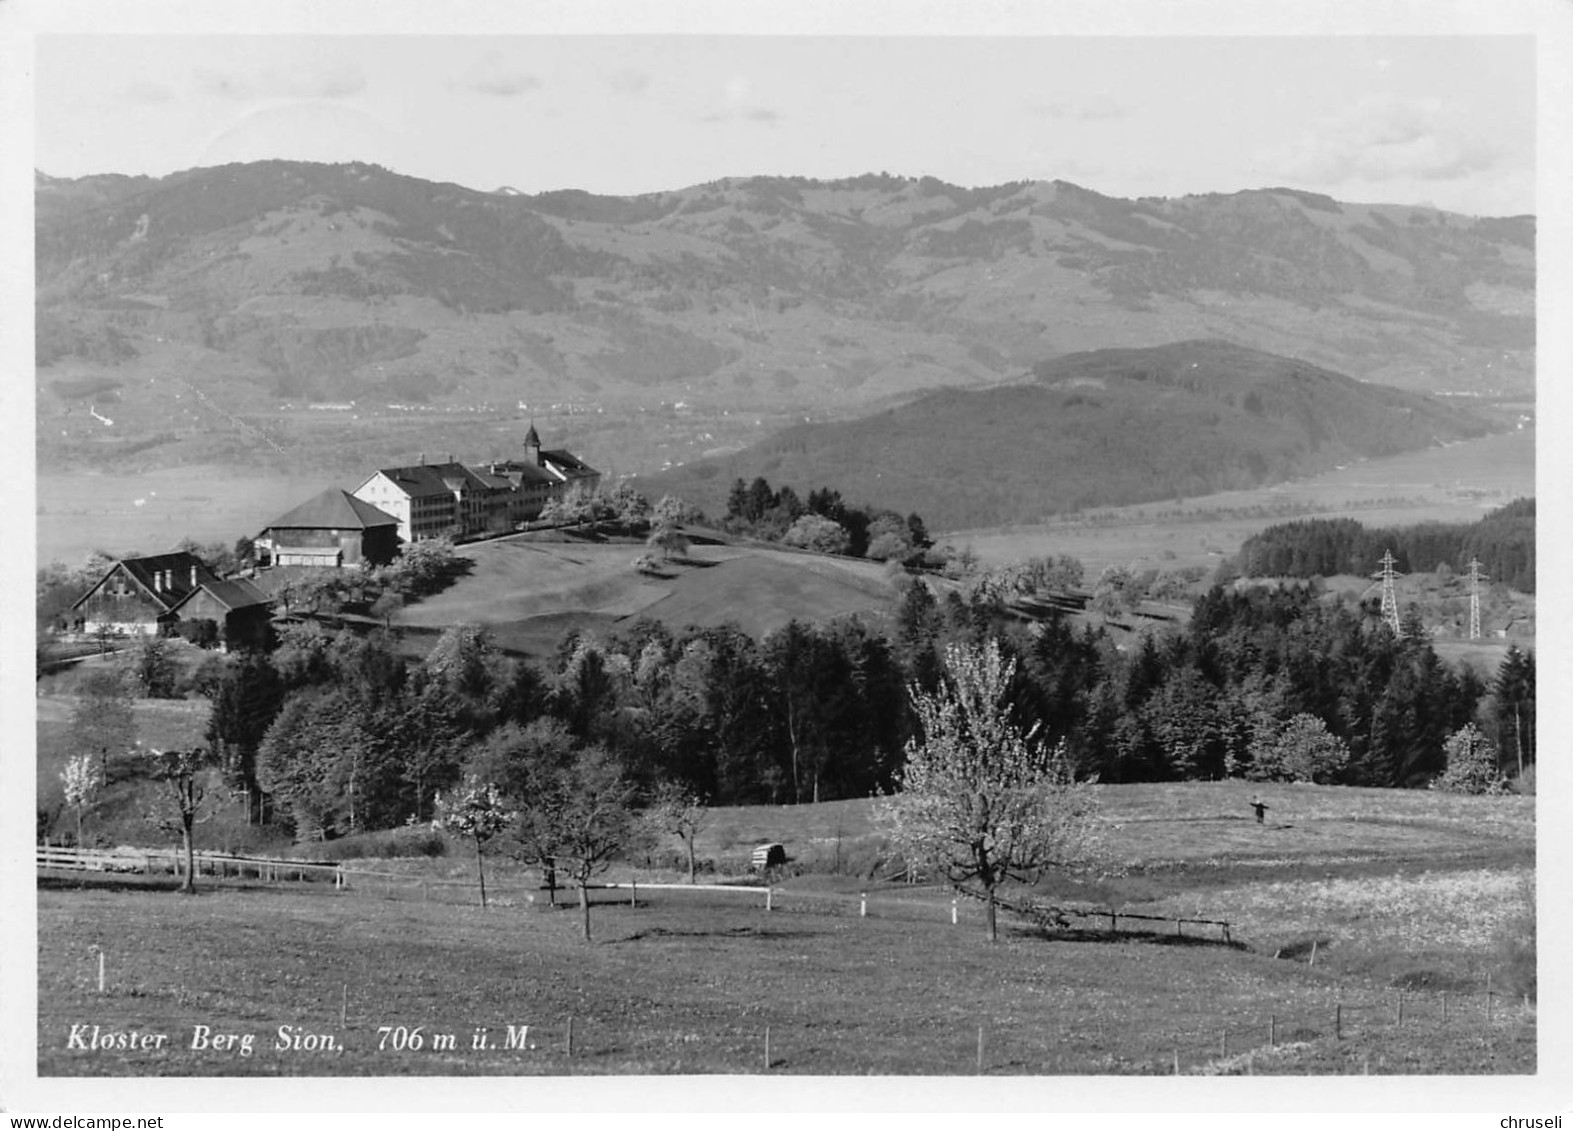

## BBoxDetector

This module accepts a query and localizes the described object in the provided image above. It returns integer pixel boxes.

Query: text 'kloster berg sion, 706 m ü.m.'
[63,1023,539,1058]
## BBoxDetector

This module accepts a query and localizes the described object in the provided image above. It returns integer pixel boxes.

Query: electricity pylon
[1374,549,1403,637]
[1468,557,1489,640]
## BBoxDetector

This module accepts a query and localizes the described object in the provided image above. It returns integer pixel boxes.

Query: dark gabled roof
[366,461,489,499]
[469,467,517,491]
[169,577,273,615]
[262,488,400,532]
[71,551,235,615]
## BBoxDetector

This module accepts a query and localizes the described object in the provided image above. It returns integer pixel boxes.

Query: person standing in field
[1251,798,1270,824]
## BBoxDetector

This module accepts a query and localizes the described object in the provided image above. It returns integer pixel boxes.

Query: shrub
[1511,763,1536,796]
[313,826,450,860]
[1257,713,1350,783]
[1430,724,1510,795]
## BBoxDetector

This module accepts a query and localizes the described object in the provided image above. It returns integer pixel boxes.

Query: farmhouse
[69,551,273,649]
[352,427,601,544]
[254,488,401,569]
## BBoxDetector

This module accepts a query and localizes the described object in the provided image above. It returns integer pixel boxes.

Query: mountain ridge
[635,339,1500,531]
[35,160,1533,479]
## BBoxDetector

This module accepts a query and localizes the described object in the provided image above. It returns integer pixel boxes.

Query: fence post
[1220,1031,1227,1059]
[952,899,958,926]
[341,984,348,1026]
[1269,1014,1276,1047]
[764,1026,770,1071]
[860,893,867,918]
[1486,974,1494,1022]
[1309,939,1317,967]
[631,879,637,908]
[1335,1002,1342,1040]
[566,1016,574,1058]
[765,887,773,912]
[977,1025,985,1073]
[1173,1048,1180,1076]
[98,951,105,994]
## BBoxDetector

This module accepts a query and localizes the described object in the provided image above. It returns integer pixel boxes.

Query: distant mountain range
[635,339,1500,531]
[36,163,1532,456]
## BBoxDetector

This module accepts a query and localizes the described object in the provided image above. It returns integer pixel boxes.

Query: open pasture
[35,781,1533,1078]
[949,427,1534,575]
[35,868,1532,1078]
[393,535,899,648]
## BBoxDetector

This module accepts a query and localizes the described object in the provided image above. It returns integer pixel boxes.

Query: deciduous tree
[143,746,221,894]
[435,778,515,907]
[879,639,1101,942]
[513,746,639,941]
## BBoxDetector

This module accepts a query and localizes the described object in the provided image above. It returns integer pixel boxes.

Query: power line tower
[1468,557,1489,640]
[1374,549,1403,637]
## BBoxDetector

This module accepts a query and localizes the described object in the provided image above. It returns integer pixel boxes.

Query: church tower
[523,422,542,466]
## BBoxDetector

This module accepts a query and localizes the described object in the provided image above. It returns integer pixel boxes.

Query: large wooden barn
[69,551,273,650]
[254,488,401,569]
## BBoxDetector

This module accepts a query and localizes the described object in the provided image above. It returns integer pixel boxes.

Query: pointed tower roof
[524,422,542,447]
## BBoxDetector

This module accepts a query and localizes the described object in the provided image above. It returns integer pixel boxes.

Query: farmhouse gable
[70,551,273,648]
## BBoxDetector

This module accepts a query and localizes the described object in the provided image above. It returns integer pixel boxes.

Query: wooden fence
[37,846,1232,940]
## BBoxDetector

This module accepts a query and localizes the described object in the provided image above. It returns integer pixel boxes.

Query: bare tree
[879,639,1102,942]
[514,746,638,941]
[70,667,136,782]
[647,781,709,883]
[144,746,221,894]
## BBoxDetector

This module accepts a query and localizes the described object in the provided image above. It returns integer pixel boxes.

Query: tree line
[183,572,1535,852]
[1234,498,1535,592]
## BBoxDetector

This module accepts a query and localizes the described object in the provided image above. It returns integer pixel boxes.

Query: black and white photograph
[2,0,1567,1121]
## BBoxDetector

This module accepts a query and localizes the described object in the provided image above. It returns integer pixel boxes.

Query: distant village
[64,425,601,649]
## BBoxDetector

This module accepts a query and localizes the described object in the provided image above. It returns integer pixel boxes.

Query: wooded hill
[36,162,1531,477]
[642,340,1497,531]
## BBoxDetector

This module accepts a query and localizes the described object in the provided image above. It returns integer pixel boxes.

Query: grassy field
[393,533,900,651]
[35,782,1535,1078]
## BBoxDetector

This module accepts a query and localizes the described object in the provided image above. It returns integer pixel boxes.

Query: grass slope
[393,534,900,652]
[36,782,1534,1077]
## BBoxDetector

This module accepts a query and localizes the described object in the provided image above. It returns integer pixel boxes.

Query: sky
[28,30,1539,217]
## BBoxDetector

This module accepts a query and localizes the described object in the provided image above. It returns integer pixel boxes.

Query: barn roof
[169,577,272,614]
[263,488,400,531]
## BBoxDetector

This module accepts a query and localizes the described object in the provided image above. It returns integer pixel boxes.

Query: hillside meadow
[390,532,901,652]
[36,781,1534,1078]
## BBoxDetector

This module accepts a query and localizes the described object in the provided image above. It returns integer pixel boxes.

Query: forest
[187,573,1535,843]
[1235,499,1535,592]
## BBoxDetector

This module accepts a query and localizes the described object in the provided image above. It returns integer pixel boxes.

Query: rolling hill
[35,162,1533,479]
[636,340,1499,531]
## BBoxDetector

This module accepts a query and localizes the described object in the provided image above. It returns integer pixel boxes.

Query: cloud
[192,62,365,102]
[452,55,543,98]
[1025,96,1128,123]
[607,69,651,96]
[1259,94,1504,186]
